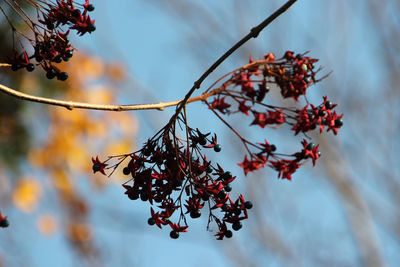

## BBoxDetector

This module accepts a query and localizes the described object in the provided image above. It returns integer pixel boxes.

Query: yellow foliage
[20,74,40,94]
[105,140,133,156]
[37,214,57,236]
[16,51,138,256]
[107,62,126,81]
[86,86,113,104]
[12,177,42,213]
[67,223,92,242]
[0,116,15,141]
[51,169,74,197]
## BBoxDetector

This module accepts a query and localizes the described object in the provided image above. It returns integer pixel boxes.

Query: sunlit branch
[0,83,223,111]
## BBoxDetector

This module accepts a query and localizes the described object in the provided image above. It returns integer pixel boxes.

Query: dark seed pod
[143,148,151,156]
[11,64,19,71]
[214,144,222,152]
[201,193,209,201]
[65,50,74,58]
[72,9,81,17]
[232,221,242,231]
[155,179,163,187]
[46,70,56,79]
[148,218,156,226]
[224,184,232,192]
[217,189,227,199]
[123,167,130,175]
[244,201,253,209]
[206,165,213,173]
[128,192,139,200]
[92,164,101,172]
[0,219,9,228]
[87,4,95,11]
[170,230,179,239]
[88,24,96,32]
[325,101,333,109]
[57,72,68,81]
[335,118,343,127]
[140,192,149,202]
[306,143,315,150]
[26,63,35,72]
[54,56,62,63]
[190,209,201,219]
[199,137,207,146]
[224,230,233,238]
[221,171,232,180]
[270,144,276,152]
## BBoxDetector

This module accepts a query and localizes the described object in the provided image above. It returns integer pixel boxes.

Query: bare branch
[0,83,218,111]
[0,0,296,114]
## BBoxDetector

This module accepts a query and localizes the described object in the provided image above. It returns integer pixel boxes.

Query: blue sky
[2,1,399,266]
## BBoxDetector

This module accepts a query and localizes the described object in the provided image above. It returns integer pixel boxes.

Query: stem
[0,4,31,40]
[4,0,35,31]
[205,100,255,155]
[0,0,297,112]
[0,83,220,111]
[167,0,297,126]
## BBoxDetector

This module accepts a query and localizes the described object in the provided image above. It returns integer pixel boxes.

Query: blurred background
[0,0,399,266]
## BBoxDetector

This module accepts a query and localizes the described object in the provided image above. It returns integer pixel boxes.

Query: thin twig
[169,0,297,124]
[0,0,297,113]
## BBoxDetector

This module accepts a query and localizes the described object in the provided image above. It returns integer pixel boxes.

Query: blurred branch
[319,137,386,267]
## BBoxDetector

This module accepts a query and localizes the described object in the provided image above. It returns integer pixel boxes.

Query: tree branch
[169,0,297,123]
[0,83,222,111]
[0,0,297,112]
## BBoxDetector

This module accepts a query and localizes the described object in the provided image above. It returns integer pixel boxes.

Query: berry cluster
[92,51,343,239]
[207,51,343,179]
[93,125,253,240]
[0,211,9,228]
[3,0,95,80]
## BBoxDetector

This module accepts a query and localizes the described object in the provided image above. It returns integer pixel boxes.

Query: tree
[7,0,394,267]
